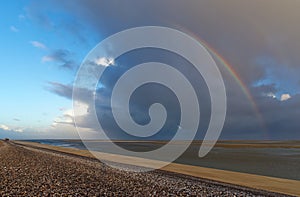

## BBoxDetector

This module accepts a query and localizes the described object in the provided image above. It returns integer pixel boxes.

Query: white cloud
[10,25,19,32]
[57,109,74,124]
[0,124,23,132]
[14,128,24,133]
[266,92,276,99]
[30,41,47,49]
[50,104,101,139]
[94,57,115,67]
[63,109,75,117]
[0,124,10,131]
[280,94,291,101]
[51,102,102,135]
[53,108,75,127]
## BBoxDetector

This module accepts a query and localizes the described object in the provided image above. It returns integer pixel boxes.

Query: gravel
[0,141,291,197]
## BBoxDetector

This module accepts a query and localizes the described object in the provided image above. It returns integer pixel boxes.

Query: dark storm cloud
[40,0,300,139]
[59,0,300,85]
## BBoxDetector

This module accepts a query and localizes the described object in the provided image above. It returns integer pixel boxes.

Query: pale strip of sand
[14,141,300,196]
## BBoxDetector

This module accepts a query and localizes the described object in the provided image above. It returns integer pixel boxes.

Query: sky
[0,0,300,140]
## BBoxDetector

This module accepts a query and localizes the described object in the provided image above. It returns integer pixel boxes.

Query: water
[26,140,300,181]
[29,139,85,149]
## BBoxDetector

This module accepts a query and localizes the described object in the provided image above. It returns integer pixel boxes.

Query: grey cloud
[41,0,300,139]
[65,0,300,85]
[46,82,72,100]
[45,81,94,105]
[46,80,300,140]
[44,49,77,70]
[54,120,75,127]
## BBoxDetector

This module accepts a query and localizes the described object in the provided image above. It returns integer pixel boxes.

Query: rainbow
[177,27,268,137]
[200,39,258,111]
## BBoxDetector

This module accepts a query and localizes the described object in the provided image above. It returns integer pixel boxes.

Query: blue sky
[0,1,93,136]
[1,0,300,140]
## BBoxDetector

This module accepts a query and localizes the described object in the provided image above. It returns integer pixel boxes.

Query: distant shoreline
[25,139,300,149]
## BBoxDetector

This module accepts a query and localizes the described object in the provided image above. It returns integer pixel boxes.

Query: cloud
[42,49,76,69]
[39,0,300,140]
[0,124,23,133]
[13,118,21,121]
[0,125,10,131]
[42,50,70,62]
[94,57,115,67]
[30,41,47,49]
[45,81,94,105]
[45,50,300,140]
[53,108,75,126]
[57,0,300,89]
[280,94,291,101]
[45,81,109,132]
[46,80,300,140]
[14,128,24,133]
[264,92,276,99]
[10,25,19,32]
[50,104,104,140]
[52,104,91,127]
[45,82,72,99]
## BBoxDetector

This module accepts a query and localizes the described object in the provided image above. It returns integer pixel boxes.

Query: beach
[0,140,298,196]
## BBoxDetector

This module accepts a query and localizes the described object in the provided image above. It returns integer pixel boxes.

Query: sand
[0,142,300,196]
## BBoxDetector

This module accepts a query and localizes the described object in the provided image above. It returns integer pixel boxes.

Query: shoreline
[13,140,300,196]
[24,139,300,148]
